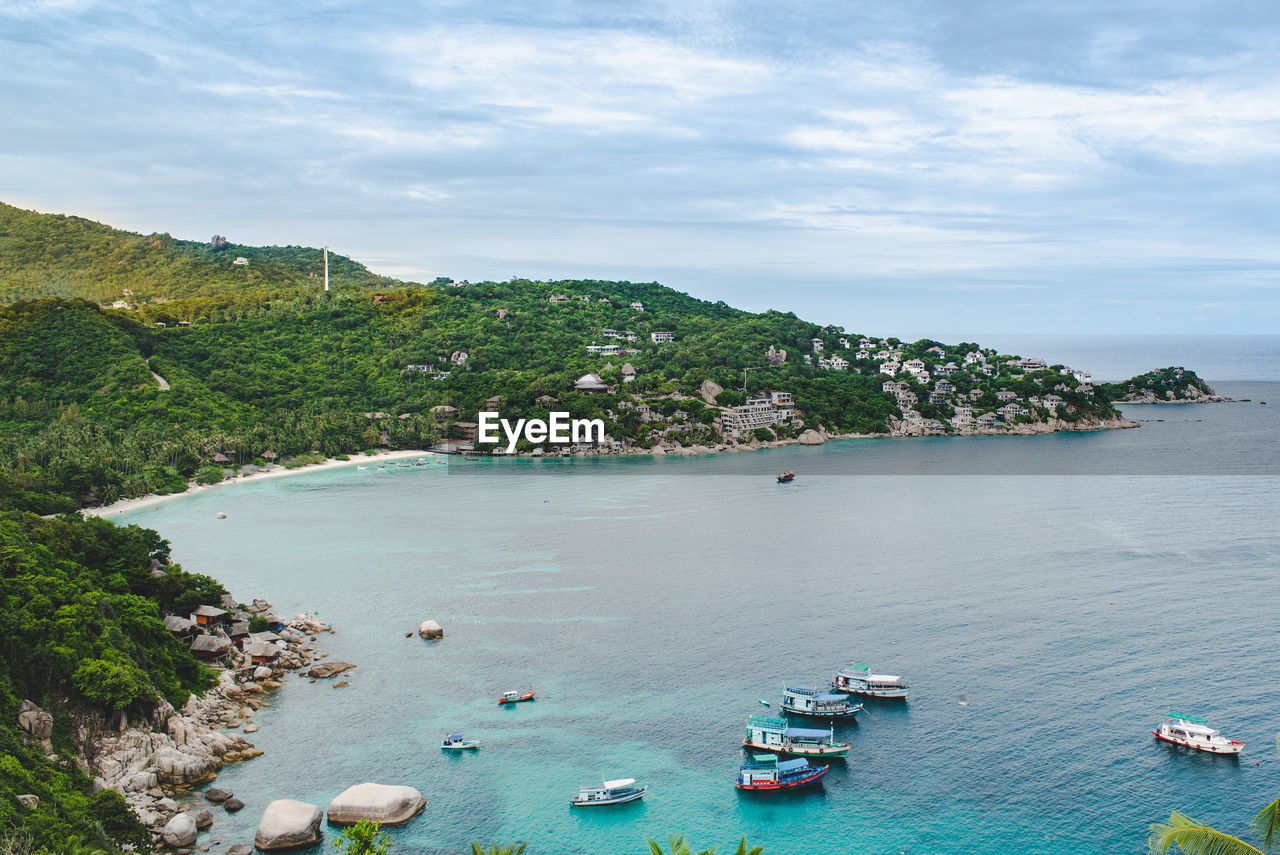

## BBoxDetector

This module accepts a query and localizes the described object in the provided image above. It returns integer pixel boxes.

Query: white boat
[780,685,861,718]
[569,778,646,806]
[831,663,909,699]
[441,733,480,750]
[1153,713,1244,755]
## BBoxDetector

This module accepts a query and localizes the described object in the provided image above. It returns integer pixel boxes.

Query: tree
[469,844,527,855]
[1149,798,1280,854]
[332,820,390,855]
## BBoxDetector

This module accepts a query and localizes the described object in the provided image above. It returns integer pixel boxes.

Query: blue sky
[2,0,1277,334]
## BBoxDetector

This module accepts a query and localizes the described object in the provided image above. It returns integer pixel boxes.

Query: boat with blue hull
[743,716,849,758]
[736,754,828,791]
[570,778,647,806]
[781,686,862,718]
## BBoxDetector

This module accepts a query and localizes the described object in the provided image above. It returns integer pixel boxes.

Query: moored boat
[441,733,480,750]
[743,715,849,758]
[569,778,646,806]
[498,686,537,704]
[736,754,828,791]
[831,663,910,699]
[781,686,862,718]
[1153,713,1244,754]
[777,470,795,483]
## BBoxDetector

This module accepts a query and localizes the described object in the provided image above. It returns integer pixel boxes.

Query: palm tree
[468,844,527,855]
[645,835,763,855]
[1149,797,1280,854]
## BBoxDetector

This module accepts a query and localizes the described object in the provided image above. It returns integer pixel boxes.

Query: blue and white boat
[743,715,849,757]
[441,733,480,750]
[781,686,862,718]
[569,778,647,806]
[736,754,828,791]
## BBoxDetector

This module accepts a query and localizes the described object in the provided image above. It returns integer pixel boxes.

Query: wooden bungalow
[264,612,286,632]
[190,605,230,628]
[190,634,232,660]
[163,615,197,639]
[210,452,231,465]
[229,620,250,646]
[248,630,283,645]
[243,639,281,666]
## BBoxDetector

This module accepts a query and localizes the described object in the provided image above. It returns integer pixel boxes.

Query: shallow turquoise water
[115,383,1280,854]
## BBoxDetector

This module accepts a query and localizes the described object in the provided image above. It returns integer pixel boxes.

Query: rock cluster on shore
[53,603,342,849]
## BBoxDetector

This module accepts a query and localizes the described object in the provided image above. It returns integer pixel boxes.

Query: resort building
[651,331,676,343]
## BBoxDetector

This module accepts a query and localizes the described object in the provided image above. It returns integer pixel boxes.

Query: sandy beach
[83,449,434,518]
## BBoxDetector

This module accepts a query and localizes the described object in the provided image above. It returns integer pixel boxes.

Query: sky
[1,0,1278,335]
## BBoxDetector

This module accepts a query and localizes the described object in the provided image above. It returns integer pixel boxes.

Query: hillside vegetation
[0,203,1124,511]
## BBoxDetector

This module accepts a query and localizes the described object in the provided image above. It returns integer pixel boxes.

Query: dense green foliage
[332,820,391,855]
[0,202,394,305]
[1099,367,1217,401]
[0,511,222,853]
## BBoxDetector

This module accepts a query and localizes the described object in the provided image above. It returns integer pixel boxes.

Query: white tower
[323,246,330,292]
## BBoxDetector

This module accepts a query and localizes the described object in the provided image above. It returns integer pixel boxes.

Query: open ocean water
[112,339,1280,855]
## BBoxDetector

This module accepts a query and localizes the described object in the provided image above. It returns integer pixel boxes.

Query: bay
[113,382,1280,854]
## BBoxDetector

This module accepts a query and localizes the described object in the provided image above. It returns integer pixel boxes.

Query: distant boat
[357,465,368,470]
[1154,713,1244,755]
[498,686,536,704]
[441,733,480,750]
[780,686,862,718]
[777,470,795,483]
[831,663,910,699]
[736,754,828,791]
[465,456,482,461]
[569,778,646,806]
[757,699,771,706]
[744,715,849,758]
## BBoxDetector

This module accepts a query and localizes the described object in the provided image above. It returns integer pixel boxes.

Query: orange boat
[498,686,536,704]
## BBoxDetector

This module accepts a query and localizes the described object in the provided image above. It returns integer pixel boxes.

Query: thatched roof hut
[190,634,231,659]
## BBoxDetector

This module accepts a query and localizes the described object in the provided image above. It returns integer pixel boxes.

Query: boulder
[161,813,199,848]
[417,620,443,640]
[304,662,355,679]
[698,379,723,404]
[205,788,232,804]
[224,798,245,813]
[254,800,322,850]
[192,807,215,829]
[157,797,179,813]
[16,700,53,741]
[16,794,38,809]
[253,666,273,680]
[227,846,253,855]
[326,783,426,826]
[797,429,825,445]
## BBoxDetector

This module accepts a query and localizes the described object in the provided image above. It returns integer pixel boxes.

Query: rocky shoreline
[36,607,345,851]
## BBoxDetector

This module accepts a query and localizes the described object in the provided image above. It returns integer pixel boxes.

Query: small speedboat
[777,470,795,483]
[1153,713,1244,754]
[441,733,480,750]
[498,686,536,704]
[736,754,827,791]
[569,778,646,806]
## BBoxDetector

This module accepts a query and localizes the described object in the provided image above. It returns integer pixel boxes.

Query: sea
[112,336,1280,855]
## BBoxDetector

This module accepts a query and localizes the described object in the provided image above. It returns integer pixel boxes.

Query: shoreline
[83,449,433,517]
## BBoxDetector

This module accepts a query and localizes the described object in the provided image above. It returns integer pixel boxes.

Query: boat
[736,754,828,791]
[780,686,862,718]
[831,663,910,699]
[465,456,481,461]
[569,778,647,806]
[498,686,536,704]
[1153,713,1244,754]
[777,470,795,483]
[743,716,849,757]
[441,733,480,750]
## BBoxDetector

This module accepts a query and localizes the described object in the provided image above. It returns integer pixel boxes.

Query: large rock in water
[326,783,426,826]
[161,813,199,848]
[305,662,355,679]
[797,429,825,445]
[254,800,323,851]
[417,620,443,640]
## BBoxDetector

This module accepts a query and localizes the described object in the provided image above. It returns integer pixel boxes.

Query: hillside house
[190,605,229,628]
[190,634,232,661]
[651,331,676,343]
[810,338,824,353]
[573,373,610,393]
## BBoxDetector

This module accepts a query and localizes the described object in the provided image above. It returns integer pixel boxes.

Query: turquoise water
[114,382,1280,854]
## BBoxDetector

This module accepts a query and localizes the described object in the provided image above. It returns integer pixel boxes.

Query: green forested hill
[0,203,1122,511]
[0,202,394,304]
